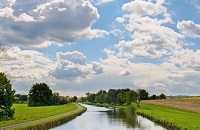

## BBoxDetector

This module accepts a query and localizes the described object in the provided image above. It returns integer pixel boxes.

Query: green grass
[0,103,77,127]
[135,103,200,130]
[12,105,87,130]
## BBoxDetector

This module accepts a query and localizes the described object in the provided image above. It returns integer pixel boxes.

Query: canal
[51,104,166,130]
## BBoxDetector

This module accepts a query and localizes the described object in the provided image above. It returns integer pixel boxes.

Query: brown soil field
[142,97,200,113]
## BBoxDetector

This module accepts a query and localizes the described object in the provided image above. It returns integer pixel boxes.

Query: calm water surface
[52,104,166,130]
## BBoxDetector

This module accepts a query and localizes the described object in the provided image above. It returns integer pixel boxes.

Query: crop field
[0,103,77,127]
[142,97,200,113]
[138,97,200,129]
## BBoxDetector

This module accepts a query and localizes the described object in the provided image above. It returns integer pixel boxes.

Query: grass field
[0,103,77,127]
[136,101,200,130]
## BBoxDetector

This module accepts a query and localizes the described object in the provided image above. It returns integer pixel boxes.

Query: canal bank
[136,102,200,130]
[1,104,87,130]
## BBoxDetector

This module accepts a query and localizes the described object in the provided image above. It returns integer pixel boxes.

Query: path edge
[1,104,87,130]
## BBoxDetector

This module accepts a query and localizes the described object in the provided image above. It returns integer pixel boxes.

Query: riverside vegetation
[83,89,200,130]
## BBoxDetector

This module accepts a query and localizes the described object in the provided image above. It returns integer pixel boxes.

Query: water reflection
[52,104,166,130]
[106,109,137,128]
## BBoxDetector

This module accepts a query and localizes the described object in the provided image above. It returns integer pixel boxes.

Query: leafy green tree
[71,96,78,102]
[149,94,157,100]
[126,90,138,105]
[138,89,149,100]
[106,89,119,105]
[0,72,15,120]
[59,96,68,105]
[86,93,96,103]
[52,92,60,105]
[95,90,107,104]
[19,95,28,102]
[159,93,166,99]
[117,92,126,105]
[28,83,53,107]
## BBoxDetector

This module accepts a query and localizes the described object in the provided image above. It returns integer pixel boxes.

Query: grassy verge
[11,105,87,130]
[135,103,200,130]
[0,103,77,127]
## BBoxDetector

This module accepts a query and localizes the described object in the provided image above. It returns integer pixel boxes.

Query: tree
[28,83,53,107]
[126,90,138,105]
[149,94,157,100]
[159,93,166,99]
[71,96,78,102]
[106,89,118,105]
[86,93,96,103]
[0,72,15,120]
[19,95,28,102]
[138,89,149,100]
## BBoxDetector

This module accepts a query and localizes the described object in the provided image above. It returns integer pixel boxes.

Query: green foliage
[159,93,166,99]
[125,90,138,105]
[149,94,157,100]
[136,103,200,130]
[0,72,15,121]
[71,96,78,102]
[85,88,167,108]
[19,95,28,102]
[28,83,53,107]
[137,89,149,100]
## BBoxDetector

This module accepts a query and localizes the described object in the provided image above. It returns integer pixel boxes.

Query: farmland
[0,103,77,127]
[142,97,200,112]
[136,97,200,129]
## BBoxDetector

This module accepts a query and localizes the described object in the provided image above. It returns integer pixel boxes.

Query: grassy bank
[135,103,200,130]
[11,105,87,130]
[0,103,77,127]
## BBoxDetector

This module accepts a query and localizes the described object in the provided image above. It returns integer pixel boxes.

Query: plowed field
[142,97,200,113]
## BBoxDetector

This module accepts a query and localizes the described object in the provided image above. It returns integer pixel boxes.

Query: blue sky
[1,0,200,96]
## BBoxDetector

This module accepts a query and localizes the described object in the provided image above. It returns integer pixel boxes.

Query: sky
[0,0,200,96]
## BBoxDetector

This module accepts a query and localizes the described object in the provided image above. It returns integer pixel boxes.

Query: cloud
[91,62,104,74]
[113,0,182,59]
[51,51,104,80]
[122,0,166,16]
[0,0,108,48]
[94,0,114,5]
[0,46,54,82]
[119,69,131,76]
[177,20,200,38]
[56,51,87,65]
[168,49,200,71]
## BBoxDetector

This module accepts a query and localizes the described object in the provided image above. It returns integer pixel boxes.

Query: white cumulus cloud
[0,0,108,48]
[177,20,200,38]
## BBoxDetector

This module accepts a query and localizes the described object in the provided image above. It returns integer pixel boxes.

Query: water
[51,104,166,130]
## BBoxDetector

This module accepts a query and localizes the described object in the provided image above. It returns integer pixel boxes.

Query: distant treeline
[80,89,166,106]
[14,83,78,107]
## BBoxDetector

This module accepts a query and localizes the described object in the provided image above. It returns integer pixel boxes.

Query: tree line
[28,83,77,107]
[83,89,166,106]
[0,72,77,121]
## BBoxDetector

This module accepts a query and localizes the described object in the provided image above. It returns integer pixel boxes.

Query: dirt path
[142,99,200,113]
[1,103,83,130]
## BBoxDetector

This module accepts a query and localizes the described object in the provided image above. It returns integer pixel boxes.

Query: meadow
[0,103,77,127]
[136,98,200,130]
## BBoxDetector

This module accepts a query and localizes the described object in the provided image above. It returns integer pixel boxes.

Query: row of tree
[84,89,166,106]
[0,72,77,121]
[28,83,77,107]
